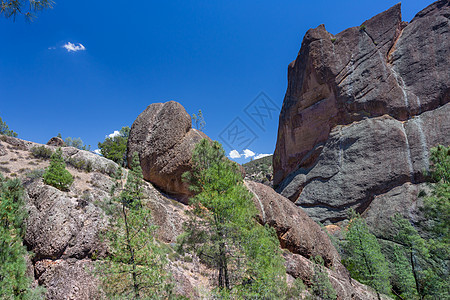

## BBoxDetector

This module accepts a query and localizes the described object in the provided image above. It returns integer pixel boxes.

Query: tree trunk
[123,204,140,299]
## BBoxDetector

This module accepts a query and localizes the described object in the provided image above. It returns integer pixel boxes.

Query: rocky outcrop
[46,137,65,147]
[245,181,387,298]
[274,1,450,223]
[0,136,207,299]
[127,101,209,203]
[283,252,389,300]
[245,181,345,274]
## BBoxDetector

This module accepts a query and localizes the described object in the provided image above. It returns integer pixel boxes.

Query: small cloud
[63,42,86,52]
[254,153,271,160]
[229,150,241,159]
[93,149,102,155]
[108,130,120,138]
[243,149,255,159]
[48,46,56,50]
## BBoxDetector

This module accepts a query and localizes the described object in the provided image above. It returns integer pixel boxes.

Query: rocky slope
[273,1,449,225]
[1,104,385,299]
[0,135,209,299]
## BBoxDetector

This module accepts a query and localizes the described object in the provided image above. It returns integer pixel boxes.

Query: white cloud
[229,150,241,159]
[48,46,56,50]
[108,130,120,138]
[243,149,255,159]
[93,149,102,155]
[63,42,86,52]
[254,153,271,160]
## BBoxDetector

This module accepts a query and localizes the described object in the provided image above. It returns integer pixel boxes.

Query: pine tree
[0,175,45,299]
[310,255,337,300]
[98,127,131,166]
[0,116,17,137]
[98,152,174,299]
[178,139,286,298]
[43,148,73,191]
[342,210,391,298]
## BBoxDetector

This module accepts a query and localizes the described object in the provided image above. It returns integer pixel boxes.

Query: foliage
[178,139,286,298]
[310,256,337,300]
[97,152,175,299]
[0,0,53,21]
[0,116,17,137]
[389,145,450,299]
[191,110,205,132]
[43,148,73,191]
[66,157,92,172]
[31,146,53,159]
[64,137,90,151]
[242,154,273,186]
[97,126,130,166]
[428,144,449,184]
[342,210,391,298]
[0,175,46,299]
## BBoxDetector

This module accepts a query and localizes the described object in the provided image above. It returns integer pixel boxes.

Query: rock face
[127,101,209,202]
[46,137,65,147]
[246,181,384,299]
[0,136,206,299]
[274,1,450,223]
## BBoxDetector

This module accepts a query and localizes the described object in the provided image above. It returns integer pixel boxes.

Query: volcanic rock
[274,0,450,223]
[127,101,209,203]
[245,180,346,275]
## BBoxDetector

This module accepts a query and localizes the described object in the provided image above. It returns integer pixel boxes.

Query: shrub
[31,146,53,159]
[43,148,73,191]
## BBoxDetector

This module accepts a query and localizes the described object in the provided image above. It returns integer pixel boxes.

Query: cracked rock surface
[274,0,449,223]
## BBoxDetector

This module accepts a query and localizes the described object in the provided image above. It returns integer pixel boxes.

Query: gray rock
[274,1,450,225]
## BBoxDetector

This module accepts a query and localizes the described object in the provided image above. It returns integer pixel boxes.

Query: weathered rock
[274,1,450,223]
[35,259,102,300]
[24,181,108,261]
[245,181,347,276]
[127,101,209,202]
[46,137,65,147]
[274,0,449,186]
[363,182,430,240]
[283,251,389,300]
[278,103,449,223]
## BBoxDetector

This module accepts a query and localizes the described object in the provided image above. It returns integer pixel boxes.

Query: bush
[43,148,73,191]
[31,146,53,159]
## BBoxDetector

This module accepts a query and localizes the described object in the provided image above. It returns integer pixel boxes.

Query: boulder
[273,0,450,223]
[46,137,65,147]
[245,180,347,276]
[35,259,102,300]
[283,251,389,300]
[127,101,209,202]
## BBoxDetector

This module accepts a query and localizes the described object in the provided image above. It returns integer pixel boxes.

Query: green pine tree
[97,152,175,299]
[43,148,74,191]
[0,116,18,137]
[0,175,45,299]
[310,255,337,300]
[178,139,286,298]
[98,127,130,166]
[342,210,391,299]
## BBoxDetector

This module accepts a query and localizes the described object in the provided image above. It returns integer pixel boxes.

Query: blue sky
[0,0,434,163]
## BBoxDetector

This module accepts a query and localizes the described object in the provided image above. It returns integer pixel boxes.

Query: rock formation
[127,101,209,203]
[274,0,449,223]
[246,181,386,299]
[0,136,205,299]
[46,137,65,147]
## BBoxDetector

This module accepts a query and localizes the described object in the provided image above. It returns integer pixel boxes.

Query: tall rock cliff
[273,0,449,223]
